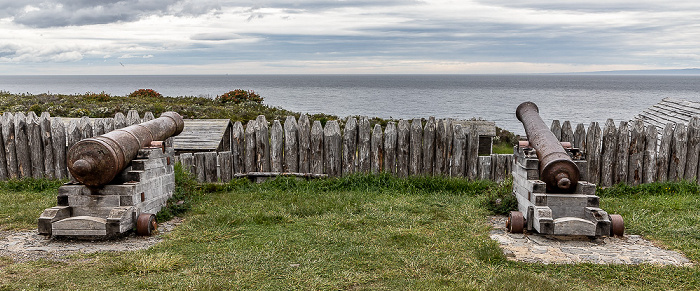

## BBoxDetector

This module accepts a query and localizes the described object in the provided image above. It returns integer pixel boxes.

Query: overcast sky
[2,0,700,74]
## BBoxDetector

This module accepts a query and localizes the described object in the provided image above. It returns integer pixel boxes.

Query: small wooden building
[452,120,496,155]
[634,97,700,131]
[172,119,233,154]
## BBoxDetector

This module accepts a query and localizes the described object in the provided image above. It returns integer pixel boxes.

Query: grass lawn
[0,174,698,290]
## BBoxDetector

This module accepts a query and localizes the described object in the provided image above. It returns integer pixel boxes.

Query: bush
[129,89,162,98]
[216,89,263,104]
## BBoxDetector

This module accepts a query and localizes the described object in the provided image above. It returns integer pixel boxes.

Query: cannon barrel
[516,102,579,193]
[67,112,184,186]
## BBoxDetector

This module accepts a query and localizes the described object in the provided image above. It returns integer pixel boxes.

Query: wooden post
[179,153,194,175]
[561,121,574,143]
[310,120,324,174]
[298,115,311,173]
[466,124,479,180]
[409,118,423,176]
[384,122,397,174]
[143,112,155,122]
[451,124,466,177]
[28,117,44,179]
[357,117,371,173]
[478,156,492,180]
[284,116,299,173]
[219,151,232,182]
[574,123,586,151]
[434,119,446,175]
[114,112,126,129]
[615,121,630,184]
[371,124,383,173]
[551,120,562,141]
[205,152,218,183]
[14,112,32,178]
[79,116,93,139]
[422,117,436,176]
[255,115,270,172]
[627,120,645,186]
[656,123,674,182]
[93,118,105,136]
[643,124,658,184]
[2,113,18,179]
[39,112,54,179]
[194,152,206,182]
[126,110,141,126]
[231,121,245,174]
[600,119,617,187]
[270,120,283,172]
[669,123,688,181]
[585,122,602,185]
[324,120,341,176]
[685,116,700,181]
[491,154,506,183]
[0,117,6,180]
[342,117,358,175]
[445,119,454,174]
[103,118,115,133]
[396,120,410,177]
[244,120,256,173]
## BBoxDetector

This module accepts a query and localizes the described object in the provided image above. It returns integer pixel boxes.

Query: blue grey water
[2,74,700,135]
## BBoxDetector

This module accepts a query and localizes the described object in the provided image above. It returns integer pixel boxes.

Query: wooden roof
[452,120,497,136]
[634,97,700,132]
[172,119,232,152]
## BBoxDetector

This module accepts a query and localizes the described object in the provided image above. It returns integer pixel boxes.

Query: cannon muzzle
[516,102,579,193]
[67,112,184,186]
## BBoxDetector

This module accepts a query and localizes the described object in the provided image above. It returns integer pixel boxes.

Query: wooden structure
[634,97,700,133]
[171,119,233,154]
[452,120,496,155]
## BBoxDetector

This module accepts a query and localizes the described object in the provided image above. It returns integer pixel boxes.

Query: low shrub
[129,89,163,99]
[216,89,263,104]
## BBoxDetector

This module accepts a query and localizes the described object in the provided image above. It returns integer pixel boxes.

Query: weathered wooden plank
[179,153,194,175]
[310,120,324,174]
[656,123,674,182]
[14,112,32,178]
[0,117,6,180]
[396,120,410,177]
[643,124,658,184]
[143,112,155,122]
[204,152,218,183]
[2,113,18,179]
[79,116,93,139]
[600,119,617,187]
[93,118,105,136]
[357,117,371,173]
[451,124,466,177]
[114,112,126,129]
[324,120,342,177]
[219,151,233,182]
[284,116,299,173]
[585,122,602,184]
[434,119,446,175]
[342,117,358,175]
[669,123,688,181]
[255,115,270,172]
[371,124,383,173]
[627,120,645,186]
[551,120,562,141]
[478,156,492,180]
[270,120,284,172]
[126,110,141,126]
[561,121,574,143]
[409,118,423,176]
[466,124,479,180]
[615,121,630,184]
[194,152,206,182]
[298,115,311,173]
[574,123,586,151]
[244,120,256,173]
[103,118,115,133]
[445,119,454,173]
[422,117,436,176]
[28,117,46,179]
[684,116,700,181]
[231,121,244,174]
[491,154,507,183]
[384,122,397,174]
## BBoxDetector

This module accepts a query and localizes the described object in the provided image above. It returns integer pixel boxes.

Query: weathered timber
[551,120,562,141]
[445,119,454,174]
[615,121,630,184]
[561,121,574,143]
[40,115,55,179]
[422,117,436,176]
[396,120,410,177]
[143,112,155,122]
[255,115,270,172]
[244,120,256,173]
[204,152,218,183]
[179,153,194,174]
[410,118,423,175]
[310,120,324,174]
[574,123,586,151]
[114,112,126,129]
[600,119,617,187]
[103,118,115,133]
[491,154,507,183]
[79,116,93,139]
[2,113,18,179]
[231,121,244,174]
[586,122,602,185]
[126,110,140,126]
[628,120,645,186]
[478,156,492,180]
[384,122,397,174]
[466,124,479,180]
[371,124,383,173]
[434,119,446,175]
[219,151,232,182]
[284,116,299,173]
[451,124,466,177]
[93,118,105,136]
[28,117,44,179]
[684,116,700,180]
[0,118,6,180]
[656,123,674,182]
[194,152,206,182]
[270,120,283,172]
[298,115,311,173]
[324,120,342,177]
[14,112,31,178]
[669,123,687,181]
[342,117,358,175]
[643,124,658,184]
[357,117,371,173]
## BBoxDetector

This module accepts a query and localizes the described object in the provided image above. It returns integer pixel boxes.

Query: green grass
[0,179,64,230]
[0,175,699,290]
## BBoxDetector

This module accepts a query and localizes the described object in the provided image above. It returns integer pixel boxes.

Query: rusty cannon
[39,112,184,239]
[508,102,624,237]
